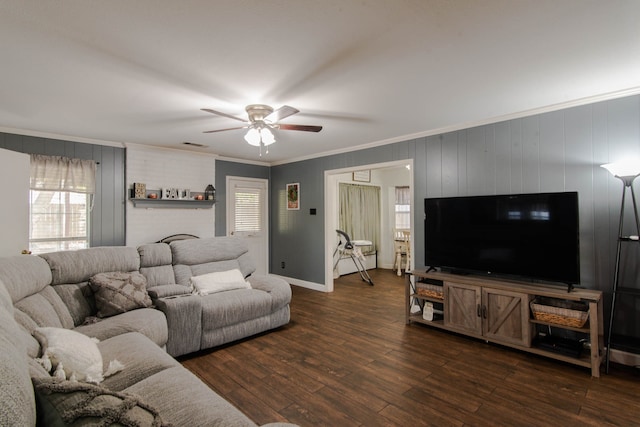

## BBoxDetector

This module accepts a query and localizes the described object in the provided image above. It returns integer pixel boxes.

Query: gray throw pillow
[89,272,152,318]
[32,377,171,426]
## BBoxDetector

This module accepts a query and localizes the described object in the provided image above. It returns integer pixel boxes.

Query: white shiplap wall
[0,148,29,256]
[126,144,216,246]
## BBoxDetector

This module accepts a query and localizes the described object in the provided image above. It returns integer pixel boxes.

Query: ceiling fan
[201,104,322,155]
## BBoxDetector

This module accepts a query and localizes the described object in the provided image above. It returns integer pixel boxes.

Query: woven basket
[416,283,444,300]
[530,297,588,328]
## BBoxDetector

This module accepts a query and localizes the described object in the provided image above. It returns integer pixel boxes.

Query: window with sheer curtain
[395,186,411,229]
[339,183,380,253]
[29,155,96,254]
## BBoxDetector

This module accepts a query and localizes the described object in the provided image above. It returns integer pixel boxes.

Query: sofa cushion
[138,243,177,288]
[32,377,169,427]
[0,255,52,303]
[124,366,257,427]
[14,286,75,330]
[40,247,140,285]
[74,308,168,349]
[190,269,252,296]
[138,242,173,268]
[52,283,95,327]
[141,264,177,288]
[170,237,257,285]
[98,332,179,392]
[201,288,274,329]
[174,259,242,287]
[10,285,76,360]
[0,279,36,427]
[170,236,249,265]
[89,271,152,318]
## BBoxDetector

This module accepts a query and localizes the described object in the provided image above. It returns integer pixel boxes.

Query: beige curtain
[339,183,380,253]
[30,154,96,193]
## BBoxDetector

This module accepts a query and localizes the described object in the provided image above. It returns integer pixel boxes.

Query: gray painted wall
[271,94,640,338]
[214,160,270,237]
[0,133,126,247]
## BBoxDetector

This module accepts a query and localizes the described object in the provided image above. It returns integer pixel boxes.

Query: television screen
[424,192,580,284]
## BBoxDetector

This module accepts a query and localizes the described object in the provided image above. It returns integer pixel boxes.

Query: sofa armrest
[154,295,202,357]
[147,284,191,300]
[247,274,292,310]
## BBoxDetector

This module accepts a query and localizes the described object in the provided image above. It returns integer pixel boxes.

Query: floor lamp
[601,161,640,373]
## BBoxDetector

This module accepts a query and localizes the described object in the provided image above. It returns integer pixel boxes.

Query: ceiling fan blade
[278,124,323,132]
[201,108,248,123]
[203,126,248,133]
[266,105,299,123]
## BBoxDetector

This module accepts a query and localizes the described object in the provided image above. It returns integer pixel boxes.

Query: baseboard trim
[270,274,328,292]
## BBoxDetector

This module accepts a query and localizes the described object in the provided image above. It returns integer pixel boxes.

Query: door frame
[324,159,414,292]
[226,175,269,274]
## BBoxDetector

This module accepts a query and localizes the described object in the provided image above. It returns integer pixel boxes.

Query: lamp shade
[601,159,640,178]
[244,128,261,146]
[260,128,275,145]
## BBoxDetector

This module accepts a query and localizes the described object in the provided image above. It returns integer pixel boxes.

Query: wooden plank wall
[271,94,640,338]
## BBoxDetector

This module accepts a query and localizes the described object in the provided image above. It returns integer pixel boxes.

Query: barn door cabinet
[406,271,604,377]
[444,282,531,347]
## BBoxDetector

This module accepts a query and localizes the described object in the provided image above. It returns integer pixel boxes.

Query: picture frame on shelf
[286,183,300,210]
[133,182,146,199]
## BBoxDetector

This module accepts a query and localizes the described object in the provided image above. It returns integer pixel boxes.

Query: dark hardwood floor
[180,269,640,426]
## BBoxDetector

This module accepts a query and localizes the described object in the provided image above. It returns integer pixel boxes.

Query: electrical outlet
[281,261,285,269]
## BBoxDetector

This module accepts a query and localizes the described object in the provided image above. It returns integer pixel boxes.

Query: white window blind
[234,188,262,234]
[395,186,411,229]
[29,155,95,254]
[30,190,90,253]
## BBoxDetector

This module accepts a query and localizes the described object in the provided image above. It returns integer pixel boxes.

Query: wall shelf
[129,197,214,209]
[129,187,215,209]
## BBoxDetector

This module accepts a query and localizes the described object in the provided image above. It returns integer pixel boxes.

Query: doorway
[324,159,414,292]
[226,176,269,274]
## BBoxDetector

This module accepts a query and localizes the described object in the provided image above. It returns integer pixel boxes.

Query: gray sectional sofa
[139,238,291,357]
[0,237,293,426]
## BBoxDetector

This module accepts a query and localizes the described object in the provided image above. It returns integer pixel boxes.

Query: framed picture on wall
[353,170,371,182]
[287,183,300,210]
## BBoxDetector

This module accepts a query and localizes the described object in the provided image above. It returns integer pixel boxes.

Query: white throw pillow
[33,327,122,384]
[190,269,252,296]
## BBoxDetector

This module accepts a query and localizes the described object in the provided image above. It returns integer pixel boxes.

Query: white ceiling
[1,1,640,165]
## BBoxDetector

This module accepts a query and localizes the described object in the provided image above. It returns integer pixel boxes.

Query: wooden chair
[393,228,410,276]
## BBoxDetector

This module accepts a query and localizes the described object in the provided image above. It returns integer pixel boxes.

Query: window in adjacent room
[29,155,96,254]
[395,186,411,229]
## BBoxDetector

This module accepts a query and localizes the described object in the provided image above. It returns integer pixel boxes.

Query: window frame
[394,186,411,230]
[29,189,91,254]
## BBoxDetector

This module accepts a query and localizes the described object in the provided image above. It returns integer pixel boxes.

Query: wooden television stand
[405,270,604,377]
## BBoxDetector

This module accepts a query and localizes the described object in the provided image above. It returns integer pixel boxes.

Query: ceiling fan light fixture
[244,126,276,147]
[244,128,262,146]
[260,128,275,145]
[203,104,320,155]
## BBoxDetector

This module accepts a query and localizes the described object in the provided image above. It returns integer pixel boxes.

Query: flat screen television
[424,192,580,286]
